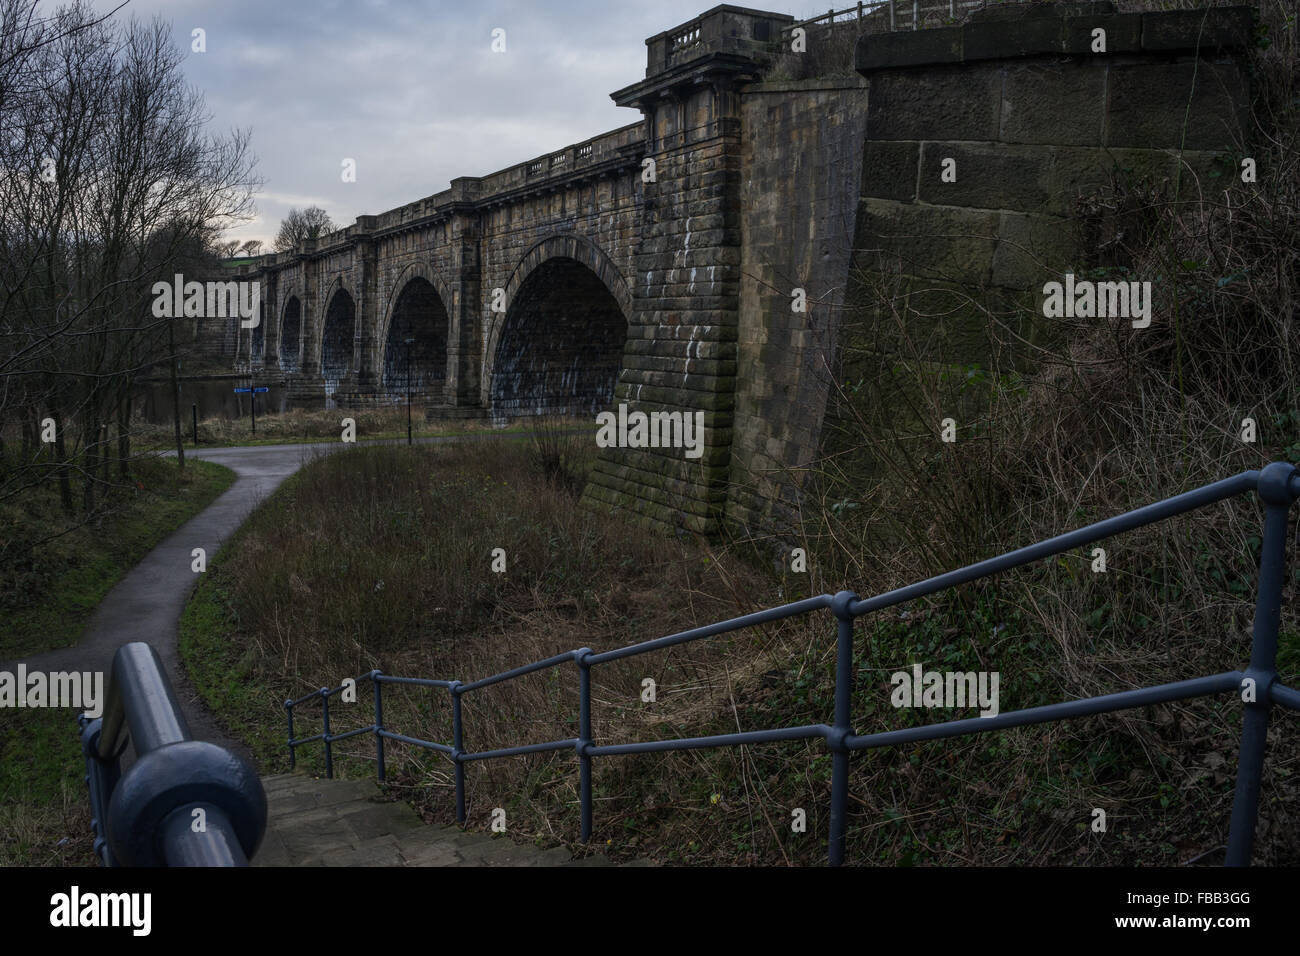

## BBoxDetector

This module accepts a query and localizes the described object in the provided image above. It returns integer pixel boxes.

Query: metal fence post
[828,591,859,866]
[576,649,594,842]
[373,671,385,782]
[1226,463,1295,865]
[450,681,466,824]
[285,700,295,770]
[321,688,333,779]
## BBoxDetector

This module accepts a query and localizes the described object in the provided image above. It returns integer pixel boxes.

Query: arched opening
[251,301,265,360]
[280,296,301,372]
[383,277,449,404]
[490,257,627,417]
[321,288,355,379]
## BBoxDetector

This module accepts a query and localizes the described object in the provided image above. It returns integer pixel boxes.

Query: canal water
[134,378,293,424]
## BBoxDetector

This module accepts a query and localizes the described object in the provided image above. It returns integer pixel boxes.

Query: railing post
[1226,463,1295,865]
[320,688,333,779]
[828,591,859,866]
[889,0,896,31]
[284,700,295,771]
[576,648,595,843]
[372,671,385,782]
[450,681,466,825]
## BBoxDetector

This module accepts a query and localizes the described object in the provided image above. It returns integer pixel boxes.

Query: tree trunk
[53,409,73,515]
[168,317,185,469]
[100,423,110,486]
[117,391,130,479]
[83,410,99,513]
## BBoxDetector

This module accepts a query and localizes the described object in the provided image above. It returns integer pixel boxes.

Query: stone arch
[484,234,633,411]
[320,278,357,379]
[379,260,454,347]
[306,273,355,375]
[250,299,266,361]
[279,291,303,373]
[487,236,632,417]
[379,263,453,404]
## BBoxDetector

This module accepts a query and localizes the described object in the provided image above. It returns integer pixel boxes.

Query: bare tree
[0,0,260,538]
[274,205,332,251]
[238,238,263,257]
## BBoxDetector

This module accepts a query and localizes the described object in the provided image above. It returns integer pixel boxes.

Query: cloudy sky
[85,0,824,248]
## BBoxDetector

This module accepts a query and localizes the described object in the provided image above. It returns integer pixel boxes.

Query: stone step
[256,773,630,867]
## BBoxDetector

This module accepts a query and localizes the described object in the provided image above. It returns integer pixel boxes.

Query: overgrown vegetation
[182,439,800,862]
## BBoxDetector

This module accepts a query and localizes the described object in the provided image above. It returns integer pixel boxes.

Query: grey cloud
[87,0,772,245]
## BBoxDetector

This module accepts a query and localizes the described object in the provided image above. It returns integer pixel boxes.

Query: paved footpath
[2,435,494,760]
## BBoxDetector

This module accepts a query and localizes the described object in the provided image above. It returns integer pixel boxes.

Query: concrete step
[255,773,629,867]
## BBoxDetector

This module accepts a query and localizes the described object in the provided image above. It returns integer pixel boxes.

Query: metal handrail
[80,642,267,866]
[285,462,1300,866]
[786,0,982,32]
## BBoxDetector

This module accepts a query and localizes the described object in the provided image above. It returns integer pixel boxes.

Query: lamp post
[404,337,415,446]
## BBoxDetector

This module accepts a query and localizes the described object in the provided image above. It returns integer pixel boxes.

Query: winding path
[4,435,496,760]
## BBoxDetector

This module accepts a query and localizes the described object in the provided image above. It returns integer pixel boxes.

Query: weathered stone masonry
[217,3,1254,537]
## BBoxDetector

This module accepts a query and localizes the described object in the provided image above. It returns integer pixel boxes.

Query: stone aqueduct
[215,3,1254,536]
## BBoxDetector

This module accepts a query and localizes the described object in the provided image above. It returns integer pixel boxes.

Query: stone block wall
[728,77,871,534]
[726,2,1254,536]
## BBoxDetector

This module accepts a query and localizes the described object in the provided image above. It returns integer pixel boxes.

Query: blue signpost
[234,384,269,434]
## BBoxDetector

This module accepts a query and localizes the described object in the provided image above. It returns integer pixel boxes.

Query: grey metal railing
[79,642,267,866]
[787,0,983,33]
[285,461,1300,866]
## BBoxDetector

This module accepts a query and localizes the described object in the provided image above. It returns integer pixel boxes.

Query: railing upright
[577,648,595,842]
[451,681,467,824]
[321,687,333,779]
[285,699,296,771]
[828,591,858,866]
[1225,462,1292,864]
[373,670,386,782]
